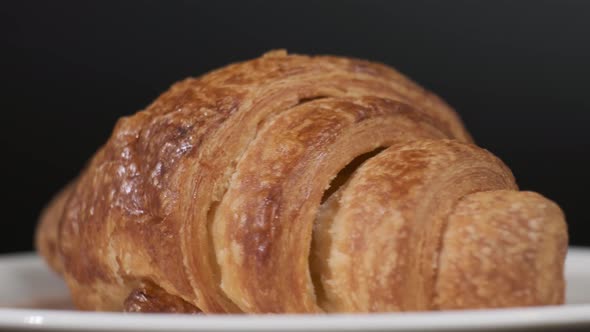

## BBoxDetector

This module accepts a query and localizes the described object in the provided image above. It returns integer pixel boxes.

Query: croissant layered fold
[35,50,567,313]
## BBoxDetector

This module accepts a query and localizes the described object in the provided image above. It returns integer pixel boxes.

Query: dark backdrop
[2,0,589,253]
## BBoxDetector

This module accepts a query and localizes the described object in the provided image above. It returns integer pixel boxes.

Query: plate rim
[1,247,589,331]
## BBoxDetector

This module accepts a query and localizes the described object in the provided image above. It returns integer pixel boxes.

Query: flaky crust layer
[36,50,567,313]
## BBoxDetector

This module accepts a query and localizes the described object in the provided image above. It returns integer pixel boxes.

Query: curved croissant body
[36,50,567,313]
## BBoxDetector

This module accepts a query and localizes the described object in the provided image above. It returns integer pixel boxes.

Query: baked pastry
[36,50,568,313]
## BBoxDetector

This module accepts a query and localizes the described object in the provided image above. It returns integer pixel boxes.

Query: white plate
[1,248,590,331]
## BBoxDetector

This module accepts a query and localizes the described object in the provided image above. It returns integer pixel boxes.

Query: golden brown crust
[212,98,450,313]
[123,281,201,313]
[313,140,518,312]
[35,50,567,313]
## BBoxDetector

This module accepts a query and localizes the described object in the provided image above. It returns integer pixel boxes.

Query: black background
[1,0,589,253]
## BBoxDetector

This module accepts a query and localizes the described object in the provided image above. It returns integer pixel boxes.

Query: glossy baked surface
[35,51,567,313]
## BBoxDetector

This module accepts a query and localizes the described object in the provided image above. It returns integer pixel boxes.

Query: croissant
[35,50,567,314]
